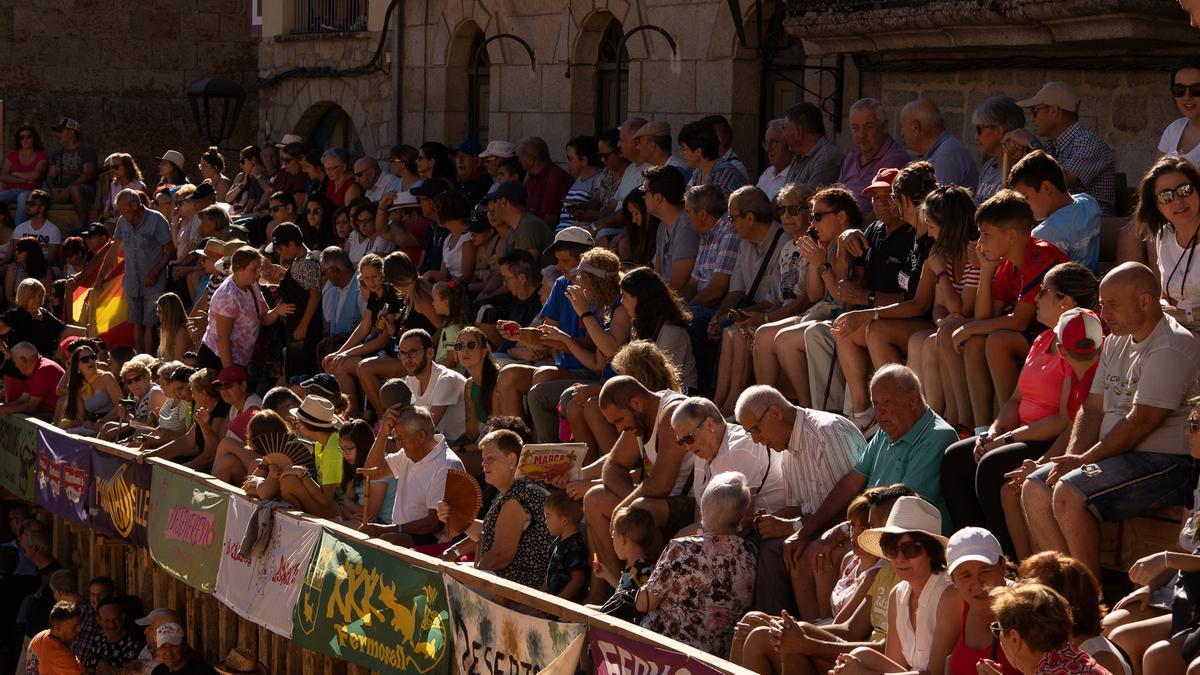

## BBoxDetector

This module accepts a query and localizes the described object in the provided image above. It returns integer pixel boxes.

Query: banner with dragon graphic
[89,449,151,546]
[291,528,450,674]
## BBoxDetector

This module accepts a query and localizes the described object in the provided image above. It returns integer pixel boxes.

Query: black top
[365,287,403,355]
[858,221,915,296]
[0,307,65,357]
[190,399,231,463]
[900,233,936,302]
[502,292,544,350]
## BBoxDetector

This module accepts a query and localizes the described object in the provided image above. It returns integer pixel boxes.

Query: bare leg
[324,355,364,417]
[1021,478,1067,555]
[739,626,781,675]
[963,334,993,428]
[753,317,800,388]
[985,330,1029,408]
[865,318,932,367]
[582,397,617,460]
[775,322,812,408]
[357,356,402,417]
[495,364,537,418]
[1000,481,1032,561]
[834,324,871,414]
[713,329,736,410]
[722,335,751,415]
[938,319,973,429]
[583,485,622,601]
[1110,614,1173,675]
[565,395,598,459]
[1103,604,1167,637]
[1053,480,1102,582]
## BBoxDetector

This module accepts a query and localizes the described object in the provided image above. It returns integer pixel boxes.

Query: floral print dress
[640,533,757,655]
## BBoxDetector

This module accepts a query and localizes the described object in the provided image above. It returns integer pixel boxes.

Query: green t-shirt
[313,431,344,487]
[852,408,957,532]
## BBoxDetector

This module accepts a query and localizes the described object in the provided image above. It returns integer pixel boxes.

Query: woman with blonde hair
[101,152,146,221]
[156,292,194,361]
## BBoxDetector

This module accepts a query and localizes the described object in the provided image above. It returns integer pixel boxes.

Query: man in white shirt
[361,405,465,547]
[356,157,404,204]
[665,397,787,533]
[756,119,795,201]
[735,384,867,617]
[11,190,62,264]
[398,329,468,443]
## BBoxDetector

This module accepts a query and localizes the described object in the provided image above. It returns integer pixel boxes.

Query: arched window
[468,31,490,142]
[594,20,628,135]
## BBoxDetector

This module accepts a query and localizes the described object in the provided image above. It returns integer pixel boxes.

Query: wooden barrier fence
[11,417,755,675]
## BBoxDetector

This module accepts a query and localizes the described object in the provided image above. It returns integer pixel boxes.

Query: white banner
[214,495,321,637]
[442,574,587,674]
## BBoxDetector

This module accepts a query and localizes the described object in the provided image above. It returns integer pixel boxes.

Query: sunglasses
[809,210,839,223]
[675,430,698,446]
[990,622,1004,640]
[1037,283,1065,299]
[307,208,322,216]
[79,354,96,363]
[451,340,480,351]
[1157,183,1196,204]
[777,204,809,217]
[881,538,927,560]
[123,374,146,385]
[269,205,287,212]
[1174,83,1200,98]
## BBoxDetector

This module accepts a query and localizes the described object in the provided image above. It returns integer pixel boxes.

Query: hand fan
[443,469,483,538]
[252,432,316,472]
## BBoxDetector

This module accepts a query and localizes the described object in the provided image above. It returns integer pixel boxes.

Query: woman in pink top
[0,125,49,226]
[940,262,1101,559]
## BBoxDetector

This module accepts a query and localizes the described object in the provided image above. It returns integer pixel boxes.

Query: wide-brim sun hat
[857,495,948,559]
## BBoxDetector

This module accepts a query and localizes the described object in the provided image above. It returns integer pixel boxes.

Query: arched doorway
[446,21,487,144]
[594,19,628,135]
[467,30,490,142]
[293,101,364,156]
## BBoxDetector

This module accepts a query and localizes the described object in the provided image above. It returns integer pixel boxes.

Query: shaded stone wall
[857,67,1178,193]
[0,0,259,183]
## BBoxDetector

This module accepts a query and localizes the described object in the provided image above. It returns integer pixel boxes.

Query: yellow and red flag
[71,242,135,348]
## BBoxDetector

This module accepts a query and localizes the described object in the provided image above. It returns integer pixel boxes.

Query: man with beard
[398,329,467,444]
[583,376,695,597]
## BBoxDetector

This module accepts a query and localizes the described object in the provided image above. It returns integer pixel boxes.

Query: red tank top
[949,605,1021,675]
[4,150,47,190]
[325,176,354,206]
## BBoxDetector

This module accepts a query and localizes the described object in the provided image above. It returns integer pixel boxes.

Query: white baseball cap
[156,622,185,648]
[134,608,173,627]
[478,140,515,159]
[946,526,1004,574]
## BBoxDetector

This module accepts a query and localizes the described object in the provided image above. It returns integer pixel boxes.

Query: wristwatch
[1028,139,1044,151]
[873,307,881,321]
[819,262,832,275]
[867,290,877,307]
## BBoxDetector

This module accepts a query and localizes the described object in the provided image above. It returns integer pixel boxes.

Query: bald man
[0,342,64,418]
[898,98,978,189]
[582,376,694,597]
[356,156,404,203]
[1022,262,1200,580]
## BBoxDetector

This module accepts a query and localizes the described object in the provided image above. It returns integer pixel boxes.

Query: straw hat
[291,395,339,430]
[215,647,267,675]
[857,495,948,559]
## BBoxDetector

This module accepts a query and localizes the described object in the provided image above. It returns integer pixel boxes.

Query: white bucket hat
[857,495,948,558]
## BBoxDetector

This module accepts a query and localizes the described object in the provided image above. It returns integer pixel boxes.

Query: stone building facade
[0,0,259,181]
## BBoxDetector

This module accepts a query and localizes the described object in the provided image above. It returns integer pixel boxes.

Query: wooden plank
[217,602,238,660]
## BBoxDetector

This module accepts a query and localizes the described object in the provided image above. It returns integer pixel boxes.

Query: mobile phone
[807,228,819,242]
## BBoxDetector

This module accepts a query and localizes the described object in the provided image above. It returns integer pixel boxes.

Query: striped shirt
[687,158,748,196]
[782,407,865,514]
[943,258,981,294]
[690,218,740,291]
[557,171,603,232]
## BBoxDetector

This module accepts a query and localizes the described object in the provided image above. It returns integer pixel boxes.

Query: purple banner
[34,429,92,526]
[589,627,728,675]
[89,449,151,546]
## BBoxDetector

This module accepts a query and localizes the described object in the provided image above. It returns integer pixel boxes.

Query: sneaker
[851,410,878,439]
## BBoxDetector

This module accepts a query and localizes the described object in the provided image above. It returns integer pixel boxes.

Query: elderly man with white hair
[734,384,866,619]
[898,98,979,189]
[756,119,795,200]
[355,156,404,203]
[658,396,787,534]
[0,342,64,419]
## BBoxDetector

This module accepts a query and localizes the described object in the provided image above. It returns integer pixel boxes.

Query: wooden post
[217,602,238,660]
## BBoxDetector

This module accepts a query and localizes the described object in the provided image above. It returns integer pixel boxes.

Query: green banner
[0,415,37,501]
[292,529,450,674]
[147,464,229,592]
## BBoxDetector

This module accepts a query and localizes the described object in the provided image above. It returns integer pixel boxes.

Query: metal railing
[290,0,369,35]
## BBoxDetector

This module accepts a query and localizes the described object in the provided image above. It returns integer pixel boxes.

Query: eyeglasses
[761,139,784,150]
[880,538,927,560]
[975,123,999,134]
[809,210,839,223]
[398,348,423,358]
[1173,83,1200,98]
[777,204,809,218]
[123,374,146,385]
[990,622,1004,640]
[79,354,96,363]
[306,208,322,216]
[1156,183,1196,204]
[451,340,480,351]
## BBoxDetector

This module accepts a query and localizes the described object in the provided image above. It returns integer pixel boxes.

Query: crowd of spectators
[9,58,1200,674]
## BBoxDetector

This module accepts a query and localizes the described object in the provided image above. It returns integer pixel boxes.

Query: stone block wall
[856,66,1180,196]
[0,0,259,185]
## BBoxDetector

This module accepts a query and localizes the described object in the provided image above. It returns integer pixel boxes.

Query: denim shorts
[1027,451,1198,521]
